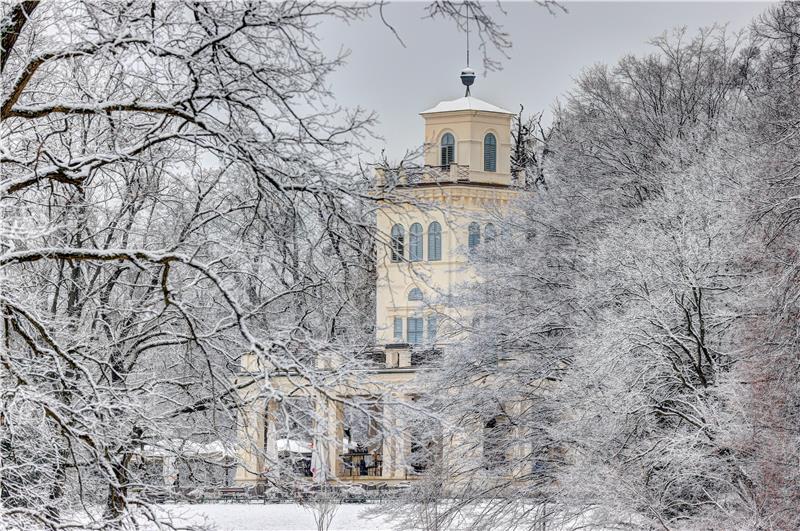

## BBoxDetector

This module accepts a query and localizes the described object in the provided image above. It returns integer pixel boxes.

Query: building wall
[421,110,513,178]
[376,106,517,347]
[375,185,517,346]
[235,102,523,487]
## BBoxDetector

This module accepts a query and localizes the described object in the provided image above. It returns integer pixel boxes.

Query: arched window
[390,224,404,262]
[409,223,423,261]
[468,222,480,251]
[408,288,423,301]
[441,133,455,168]
[484,133,497,172]
[428,221,442,261]
[485,223,496,243]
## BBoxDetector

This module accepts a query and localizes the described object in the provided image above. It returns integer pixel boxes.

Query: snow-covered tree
[0,1,524,528]
[0,2,382,527]
[410,11,800,529]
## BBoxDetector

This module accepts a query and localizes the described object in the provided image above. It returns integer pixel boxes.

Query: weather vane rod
[466,2,470,68]
[460,2,475,97]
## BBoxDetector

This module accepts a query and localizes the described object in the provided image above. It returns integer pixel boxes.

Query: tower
[374,73,518,364]
[235,73,521,488]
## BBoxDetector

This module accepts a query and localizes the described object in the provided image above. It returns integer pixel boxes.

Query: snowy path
[157,503,394,531]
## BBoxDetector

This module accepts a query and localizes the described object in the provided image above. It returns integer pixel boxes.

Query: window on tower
[409,223,423,261]
[390,224,404,262]
[485,223,496,243]
[484,133,497,172]
[468,222,481,252]
[428,221,442,261]
[441,133,455,169]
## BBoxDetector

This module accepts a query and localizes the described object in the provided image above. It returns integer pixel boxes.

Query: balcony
[375,164,471,189]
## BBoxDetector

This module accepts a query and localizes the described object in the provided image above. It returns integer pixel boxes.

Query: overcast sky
[317,1,771,160]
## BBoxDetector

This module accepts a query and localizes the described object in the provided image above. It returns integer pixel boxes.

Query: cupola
[419,71,514,186]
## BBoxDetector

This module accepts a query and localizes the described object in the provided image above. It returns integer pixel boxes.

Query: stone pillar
[442,416,482,488]
[234,397,266,486]
[398,347,411,367]
[263,400,279,481]
[316,394,343,481]
[382,396,408,479]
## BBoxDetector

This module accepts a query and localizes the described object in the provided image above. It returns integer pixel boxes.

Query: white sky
[317,1,771,160]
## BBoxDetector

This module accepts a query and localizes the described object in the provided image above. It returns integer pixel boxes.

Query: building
[234,77,519,488]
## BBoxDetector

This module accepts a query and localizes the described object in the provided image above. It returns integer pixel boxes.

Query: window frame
[427,221,442,261]
[407,316,424,344]
[485,222,496,243]
[440,132,455,169]
[409,222,423,261]
[483,132,497,172]
[427,314,438,342]
[390,224,405,262]
[468,222,481,252]
[393,317,403,340]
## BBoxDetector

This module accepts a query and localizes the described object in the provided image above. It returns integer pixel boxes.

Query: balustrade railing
[339,451,383,478]
[376,164,471,188]
[410,347,443,367]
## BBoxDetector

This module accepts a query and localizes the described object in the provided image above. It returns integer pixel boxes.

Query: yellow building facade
[234,91,519,488]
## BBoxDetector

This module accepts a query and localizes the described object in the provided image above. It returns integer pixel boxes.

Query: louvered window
[485,223,496,243]
[408,288,423,301]
[468,222,480,252]
[393,317,403,340]
[428,221,442,261]
[407,317,423,344]
[390,224,404,262]
[409,223,423,261]
[441,133,455,168]
[484,133,497,172]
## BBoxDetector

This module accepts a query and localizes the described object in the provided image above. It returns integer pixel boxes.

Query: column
[381,396,408,479]
[234,397,266,486]
[316,394,343,481]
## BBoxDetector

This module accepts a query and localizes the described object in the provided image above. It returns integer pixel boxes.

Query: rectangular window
[407,317,423,344]
[441,145,454,169]
[484,144,496,172]
[427,315,438,342]
[393,317,403,340]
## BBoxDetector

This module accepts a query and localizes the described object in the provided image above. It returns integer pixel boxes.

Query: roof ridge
[420,96,513,115]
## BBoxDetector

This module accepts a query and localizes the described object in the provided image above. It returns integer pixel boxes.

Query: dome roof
[420,96,513,115]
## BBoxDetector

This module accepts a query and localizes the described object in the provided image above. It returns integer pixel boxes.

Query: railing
[410,347,443,367]
[339,452,383,478]
[362,349,386,366]
[375,164,471,188]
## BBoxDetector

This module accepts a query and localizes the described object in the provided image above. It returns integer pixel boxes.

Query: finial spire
[461,2,474,96]
[460,67,475,96]
[466,2,470,68]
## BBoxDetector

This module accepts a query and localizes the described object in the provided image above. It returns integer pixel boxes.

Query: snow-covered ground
[156,503,394,531]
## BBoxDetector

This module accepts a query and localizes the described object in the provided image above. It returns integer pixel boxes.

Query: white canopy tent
[140,440,236,487]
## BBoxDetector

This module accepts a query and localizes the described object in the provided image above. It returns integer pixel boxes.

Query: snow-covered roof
[141,439,235,461]
[277,438,312,454]
[420,96,513,115]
